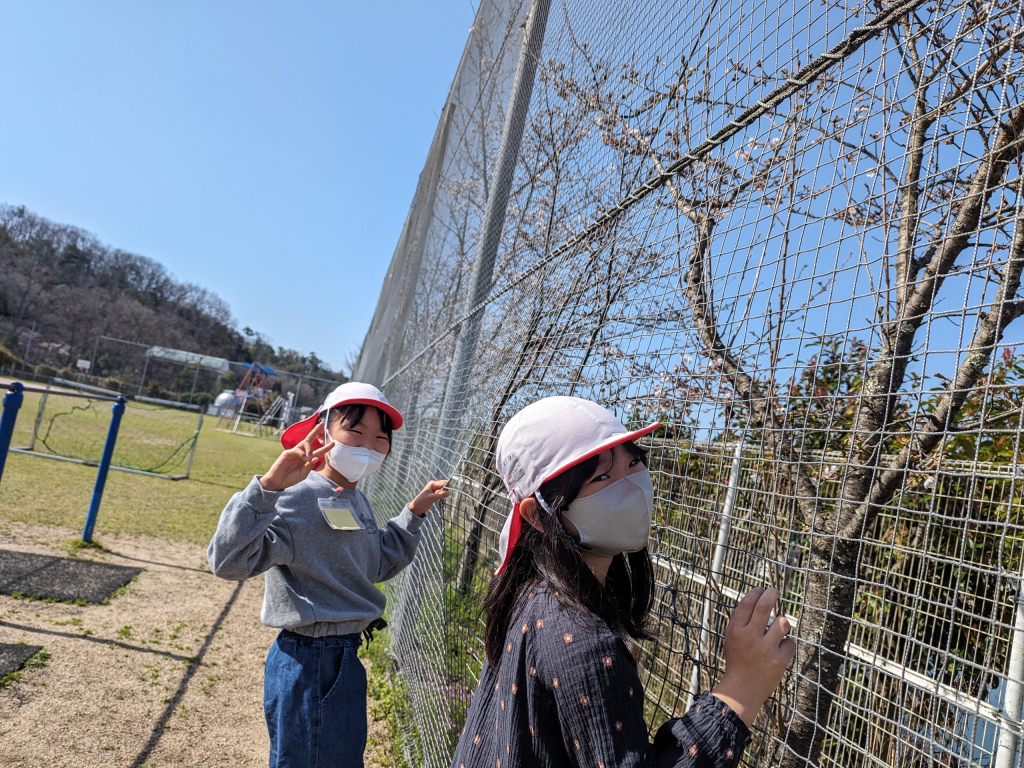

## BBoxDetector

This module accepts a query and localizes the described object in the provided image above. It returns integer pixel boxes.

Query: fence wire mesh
[355,0,1024,765]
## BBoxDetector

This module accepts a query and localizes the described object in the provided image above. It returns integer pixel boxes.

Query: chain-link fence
[356,0,1024,765]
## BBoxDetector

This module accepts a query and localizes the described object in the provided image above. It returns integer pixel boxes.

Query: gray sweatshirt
[207,472,425,637]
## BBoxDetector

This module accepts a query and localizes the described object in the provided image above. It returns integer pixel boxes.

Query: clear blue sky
[0,1,477,371]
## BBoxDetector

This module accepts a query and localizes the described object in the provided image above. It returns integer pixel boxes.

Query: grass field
[0,410,282,544]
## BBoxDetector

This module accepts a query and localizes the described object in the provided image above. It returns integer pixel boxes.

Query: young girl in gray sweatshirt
[208,382,447,768]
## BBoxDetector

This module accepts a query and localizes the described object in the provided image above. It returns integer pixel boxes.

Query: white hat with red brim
[495,396,659,575]
[281,381,403,449]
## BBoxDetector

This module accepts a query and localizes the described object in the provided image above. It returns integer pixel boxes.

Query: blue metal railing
[82,396,126,543]
[0,382,25,484]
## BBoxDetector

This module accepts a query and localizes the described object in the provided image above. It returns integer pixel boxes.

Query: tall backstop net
[356,0,1024,765]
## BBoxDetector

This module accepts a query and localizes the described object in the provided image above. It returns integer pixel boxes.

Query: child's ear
[520,497,546,533]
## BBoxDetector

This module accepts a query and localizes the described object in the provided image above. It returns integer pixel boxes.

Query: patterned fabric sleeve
[653,692,750,768]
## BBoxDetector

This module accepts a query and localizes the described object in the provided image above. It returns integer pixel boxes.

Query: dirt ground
[0,521,391,768]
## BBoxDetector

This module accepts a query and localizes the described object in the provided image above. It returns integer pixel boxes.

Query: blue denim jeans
[264,630,366,768]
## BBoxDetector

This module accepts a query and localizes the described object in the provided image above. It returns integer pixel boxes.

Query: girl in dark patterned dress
[450,396,795,768]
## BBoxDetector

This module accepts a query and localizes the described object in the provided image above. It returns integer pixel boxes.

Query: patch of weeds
[0,647,51,689]
[8,591,90,607]
[200,674,220,696]
[168,622,188,641]
[360,629,421,767]
[102,574,139,604]
[63,538,106,559]
[52,617,84,627]
[117,625,133,639]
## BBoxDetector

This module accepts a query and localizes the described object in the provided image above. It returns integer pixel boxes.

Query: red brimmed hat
[495,396,659,575]
[280,381,403,449]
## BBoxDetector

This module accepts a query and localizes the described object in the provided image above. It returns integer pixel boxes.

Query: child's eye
[629,458,640,467]
[591,473,610,483]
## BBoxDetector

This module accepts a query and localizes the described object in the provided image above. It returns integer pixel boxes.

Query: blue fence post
[0,382,25,489]
[82,395,126,543]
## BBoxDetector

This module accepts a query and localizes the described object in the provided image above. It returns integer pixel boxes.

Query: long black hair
[482,441,655,668]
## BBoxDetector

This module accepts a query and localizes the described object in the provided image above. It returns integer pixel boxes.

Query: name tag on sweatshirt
[318,498,364,530]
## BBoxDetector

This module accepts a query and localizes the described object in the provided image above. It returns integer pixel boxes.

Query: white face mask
[561,470,654,555]
[323,418,386,482]
[326,443,386,482]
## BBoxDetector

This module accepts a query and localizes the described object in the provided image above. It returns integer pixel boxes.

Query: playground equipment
[215,364,274,436]
[211,362,292,436]
[256,392,292,429]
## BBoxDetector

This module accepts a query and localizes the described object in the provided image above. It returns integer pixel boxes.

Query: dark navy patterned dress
[451,582,749,768]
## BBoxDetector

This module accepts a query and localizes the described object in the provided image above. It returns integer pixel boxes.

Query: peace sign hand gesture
[259,424,335,492]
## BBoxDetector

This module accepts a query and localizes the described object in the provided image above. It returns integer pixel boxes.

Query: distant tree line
[0,204,343,383]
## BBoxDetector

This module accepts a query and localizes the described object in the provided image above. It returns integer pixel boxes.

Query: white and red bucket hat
[280,381,403,450]
[494,396,659,575]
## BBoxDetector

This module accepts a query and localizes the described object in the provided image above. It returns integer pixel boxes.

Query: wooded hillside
[0,203,340,380]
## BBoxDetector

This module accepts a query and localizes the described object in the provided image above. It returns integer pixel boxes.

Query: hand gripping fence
[355,0,1024,766]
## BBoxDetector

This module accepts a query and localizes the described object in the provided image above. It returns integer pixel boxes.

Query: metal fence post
[381,103,456,386]
[26,383,50,451]
[688,441,745,706]
[393,0,553,659]
[82,396,126,543]
[0,382,25,488]
[137,353,150,396]
[90,335,100,375]
[188,364,200,405]
[23,322,36,367]
[182,411,204,480]
[996,566,1024,768]
[430,0,552,480]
